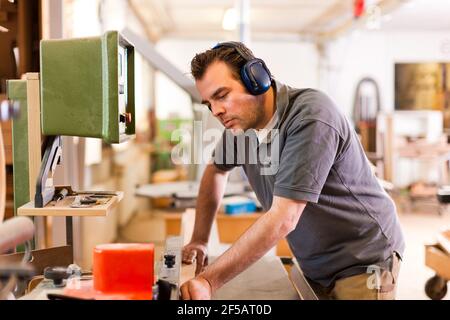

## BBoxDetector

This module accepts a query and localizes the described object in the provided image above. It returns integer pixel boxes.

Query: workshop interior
[1,0,450,301]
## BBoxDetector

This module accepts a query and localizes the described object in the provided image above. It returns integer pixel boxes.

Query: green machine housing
[40,31,135,143]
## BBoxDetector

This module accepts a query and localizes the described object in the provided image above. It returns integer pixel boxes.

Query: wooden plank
[26,73,41,200]
[0,245,73,275]
[437,230,450,255]
[181,256,300,300]
[210,256,299,300]
[276,238,293,257]
[163,213,182,236]
[4,202,14,220]
[425,245,450,280]
[0,119,12,165]
[216,213,260,243]
[17,192,123,217]
[290,258,318,300]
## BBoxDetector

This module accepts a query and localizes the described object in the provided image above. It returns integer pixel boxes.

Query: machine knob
[119,113,132,124]
[44,267,71,287]
[43,264,82,287]
[164,254,176,269]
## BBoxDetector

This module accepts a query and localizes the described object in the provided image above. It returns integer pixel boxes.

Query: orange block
[93,243,154,294]
[63,243,155,300]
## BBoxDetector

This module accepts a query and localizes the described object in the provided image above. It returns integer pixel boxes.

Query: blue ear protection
[212,41,272,95]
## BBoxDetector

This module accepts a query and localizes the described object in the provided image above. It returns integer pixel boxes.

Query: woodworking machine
[3,31,136,287]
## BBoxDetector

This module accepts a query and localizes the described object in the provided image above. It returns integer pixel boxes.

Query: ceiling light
[222,8,237,31]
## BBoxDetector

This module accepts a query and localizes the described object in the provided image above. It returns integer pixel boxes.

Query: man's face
[196,61,264,133]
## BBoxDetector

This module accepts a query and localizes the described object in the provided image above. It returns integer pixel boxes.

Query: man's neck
[256,86,276,130]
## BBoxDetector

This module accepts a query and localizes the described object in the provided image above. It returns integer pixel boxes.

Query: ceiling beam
[121,28,202,103]
[308,0,410,43]
[128,0,174,43]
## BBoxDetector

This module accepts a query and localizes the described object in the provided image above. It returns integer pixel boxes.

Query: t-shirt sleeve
[274,119,341,203]
[211,130,242,172]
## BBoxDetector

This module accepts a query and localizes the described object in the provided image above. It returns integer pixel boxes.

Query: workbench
[207,256,299,300]
[21,255,300,300]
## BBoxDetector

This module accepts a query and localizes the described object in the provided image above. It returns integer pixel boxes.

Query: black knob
[156,279,175,300]
[119,113,132,124]
[44,267,70,287]
[164,254,176,269]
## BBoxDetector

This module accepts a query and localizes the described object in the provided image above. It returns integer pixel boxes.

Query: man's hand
[180,275,212,300]
[182,241,208,275]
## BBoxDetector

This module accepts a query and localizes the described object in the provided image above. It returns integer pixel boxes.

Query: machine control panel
[40,31,135,143]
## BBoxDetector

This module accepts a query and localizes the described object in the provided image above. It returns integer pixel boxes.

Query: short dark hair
[190,43,256,81]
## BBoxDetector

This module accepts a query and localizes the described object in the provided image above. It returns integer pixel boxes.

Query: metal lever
[35,136,62,208]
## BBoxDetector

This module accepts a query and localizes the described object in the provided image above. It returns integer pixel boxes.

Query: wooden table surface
[180,256,300,300]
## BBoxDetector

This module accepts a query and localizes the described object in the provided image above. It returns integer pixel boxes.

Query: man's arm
[182,163,230,274]
[180,196,306,299]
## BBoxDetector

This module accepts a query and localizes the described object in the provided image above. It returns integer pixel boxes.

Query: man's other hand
[180,275,212,300]
[182,241,208,275]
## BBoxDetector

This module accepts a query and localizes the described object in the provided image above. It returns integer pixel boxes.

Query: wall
[322,30,450,119]
[155,39,320,88]
[322,29,450,187]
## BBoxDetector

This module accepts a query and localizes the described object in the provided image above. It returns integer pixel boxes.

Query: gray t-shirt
[212,80,405,287]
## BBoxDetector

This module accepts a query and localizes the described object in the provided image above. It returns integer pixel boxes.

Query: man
[180,42,405,300]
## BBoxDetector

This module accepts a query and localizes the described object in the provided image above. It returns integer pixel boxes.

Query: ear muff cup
[212,42,272,96]
[241,59,272,95]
